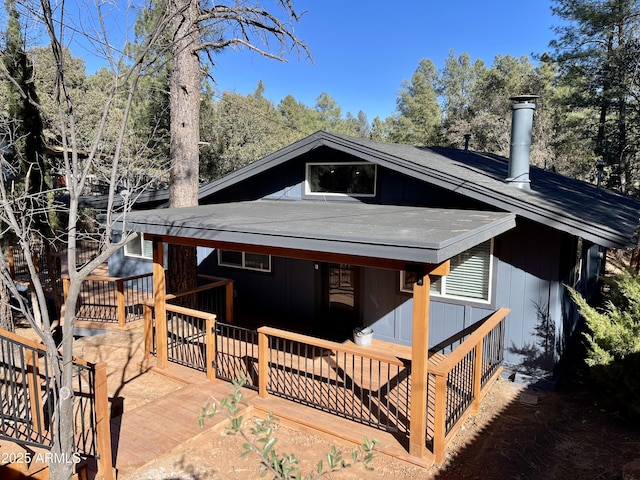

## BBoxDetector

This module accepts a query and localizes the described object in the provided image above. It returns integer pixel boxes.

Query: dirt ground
[120,378,640,480]
[11,324,640,480]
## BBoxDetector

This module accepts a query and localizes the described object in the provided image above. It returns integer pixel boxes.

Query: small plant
[199,377,379,479]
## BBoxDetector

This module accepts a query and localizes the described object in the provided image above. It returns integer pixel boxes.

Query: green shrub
[569,269,640,421]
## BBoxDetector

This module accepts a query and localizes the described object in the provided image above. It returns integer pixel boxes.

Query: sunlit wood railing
[147,303,508,463]
[166,275,234,323]
[0,328,114,480]
[428,307,509,464]
[214,322,259,389]
[257,326,411,434]
[144,276,233,379]
[7,245,62,294]
[63,272,153,327]
[155,304,217,379]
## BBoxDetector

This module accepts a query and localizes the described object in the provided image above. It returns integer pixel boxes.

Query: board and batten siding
[362,220,571,371]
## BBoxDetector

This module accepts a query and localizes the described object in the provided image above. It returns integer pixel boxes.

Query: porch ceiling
[119,200,516,266]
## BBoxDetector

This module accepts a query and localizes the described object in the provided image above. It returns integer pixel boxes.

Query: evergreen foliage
[569,269,640,422]
[551,0,640,194]
[389,58,441,145]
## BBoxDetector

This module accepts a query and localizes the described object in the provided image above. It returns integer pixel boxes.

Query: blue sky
[210,1,559,120]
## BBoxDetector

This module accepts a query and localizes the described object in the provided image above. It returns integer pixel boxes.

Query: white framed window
[124,233,153,259]
[218,250,271,272]
[305,162,377,197]
[400,240,493,303]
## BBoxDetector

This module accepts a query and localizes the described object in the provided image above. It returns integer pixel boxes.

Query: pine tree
[551,0,640,194]
[389,58,442,146]
[3,0,51,231]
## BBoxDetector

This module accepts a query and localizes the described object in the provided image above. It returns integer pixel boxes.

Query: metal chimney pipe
[507,94,539,190]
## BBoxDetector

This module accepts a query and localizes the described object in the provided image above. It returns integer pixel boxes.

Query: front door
[320,263,360,340]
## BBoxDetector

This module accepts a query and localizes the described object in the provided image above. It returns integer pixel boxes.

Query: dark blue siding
[197,250,316,324]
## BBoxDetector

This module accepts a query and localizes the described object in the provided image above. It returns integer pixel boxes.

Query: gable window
[401,240,493,303]
[218,250,271,272]
[305,162,376,197]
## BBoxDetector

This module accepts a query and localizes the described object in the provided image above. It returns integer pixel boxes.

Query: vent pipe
[506,94,538,190]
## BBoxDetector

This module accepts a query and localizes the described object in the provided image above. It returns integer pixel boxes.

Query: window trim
[400,239,494,305]
[124,233,153,260]
[217,249,272,273]
[304,161,377,198]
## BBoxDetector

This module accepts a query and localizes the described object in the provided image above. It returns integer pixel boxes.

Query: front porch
[5,240,509,468]
[143,274,508,464]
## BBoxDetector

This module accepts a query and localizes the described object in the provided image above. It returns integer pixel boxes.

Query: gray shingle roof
[199,131,640,249]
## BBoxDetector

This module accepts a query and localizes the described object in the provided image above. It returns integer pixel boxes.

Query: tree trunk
[167,0,201,299]
[48,391,75,480]
[169,0,201,210]
[48,272,81,480]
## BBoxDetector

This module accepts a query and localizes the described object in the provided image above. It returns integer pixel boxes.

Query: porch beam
[152,237,168,369]
[427,260,449,276]
[409,274,430,458]
[150,235,449,273]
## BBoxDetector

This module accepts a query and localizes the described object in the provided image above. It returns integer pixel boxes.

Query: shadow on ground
[431,377,640,480]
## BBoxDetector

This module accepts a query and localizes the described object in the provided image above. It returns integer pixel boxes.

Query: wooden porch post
[432,374,448,464]
[25,350,44,437]
[62,275,70,300]
[93,362,115,480]
[153,238,168,369]
[470,338,484,416]
[62,276,70,321]
[409,274,430,458]
[257,329,269,398]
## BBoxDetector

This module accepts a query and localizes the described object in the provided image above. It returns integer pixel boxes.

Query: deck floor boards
[112,379,257,476]
[112,354,443,477]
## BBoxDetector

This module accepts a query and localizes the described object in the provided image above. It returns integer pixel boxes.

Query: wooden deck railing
[147,304,508,464]
[159,304,216,379]
[0,328,113,479]
[257,327,411,434]
[144,276,234,374]
[8,240,97,282]
[63,272,153,326]
[428,307,509,464]
[214,322,259,389]
[7,245,62,292]
[167,275,234,323]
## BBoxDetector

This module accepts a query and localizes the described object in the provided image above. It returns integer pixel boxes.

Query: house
[111,96,640,376]
[105,97,640,464]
